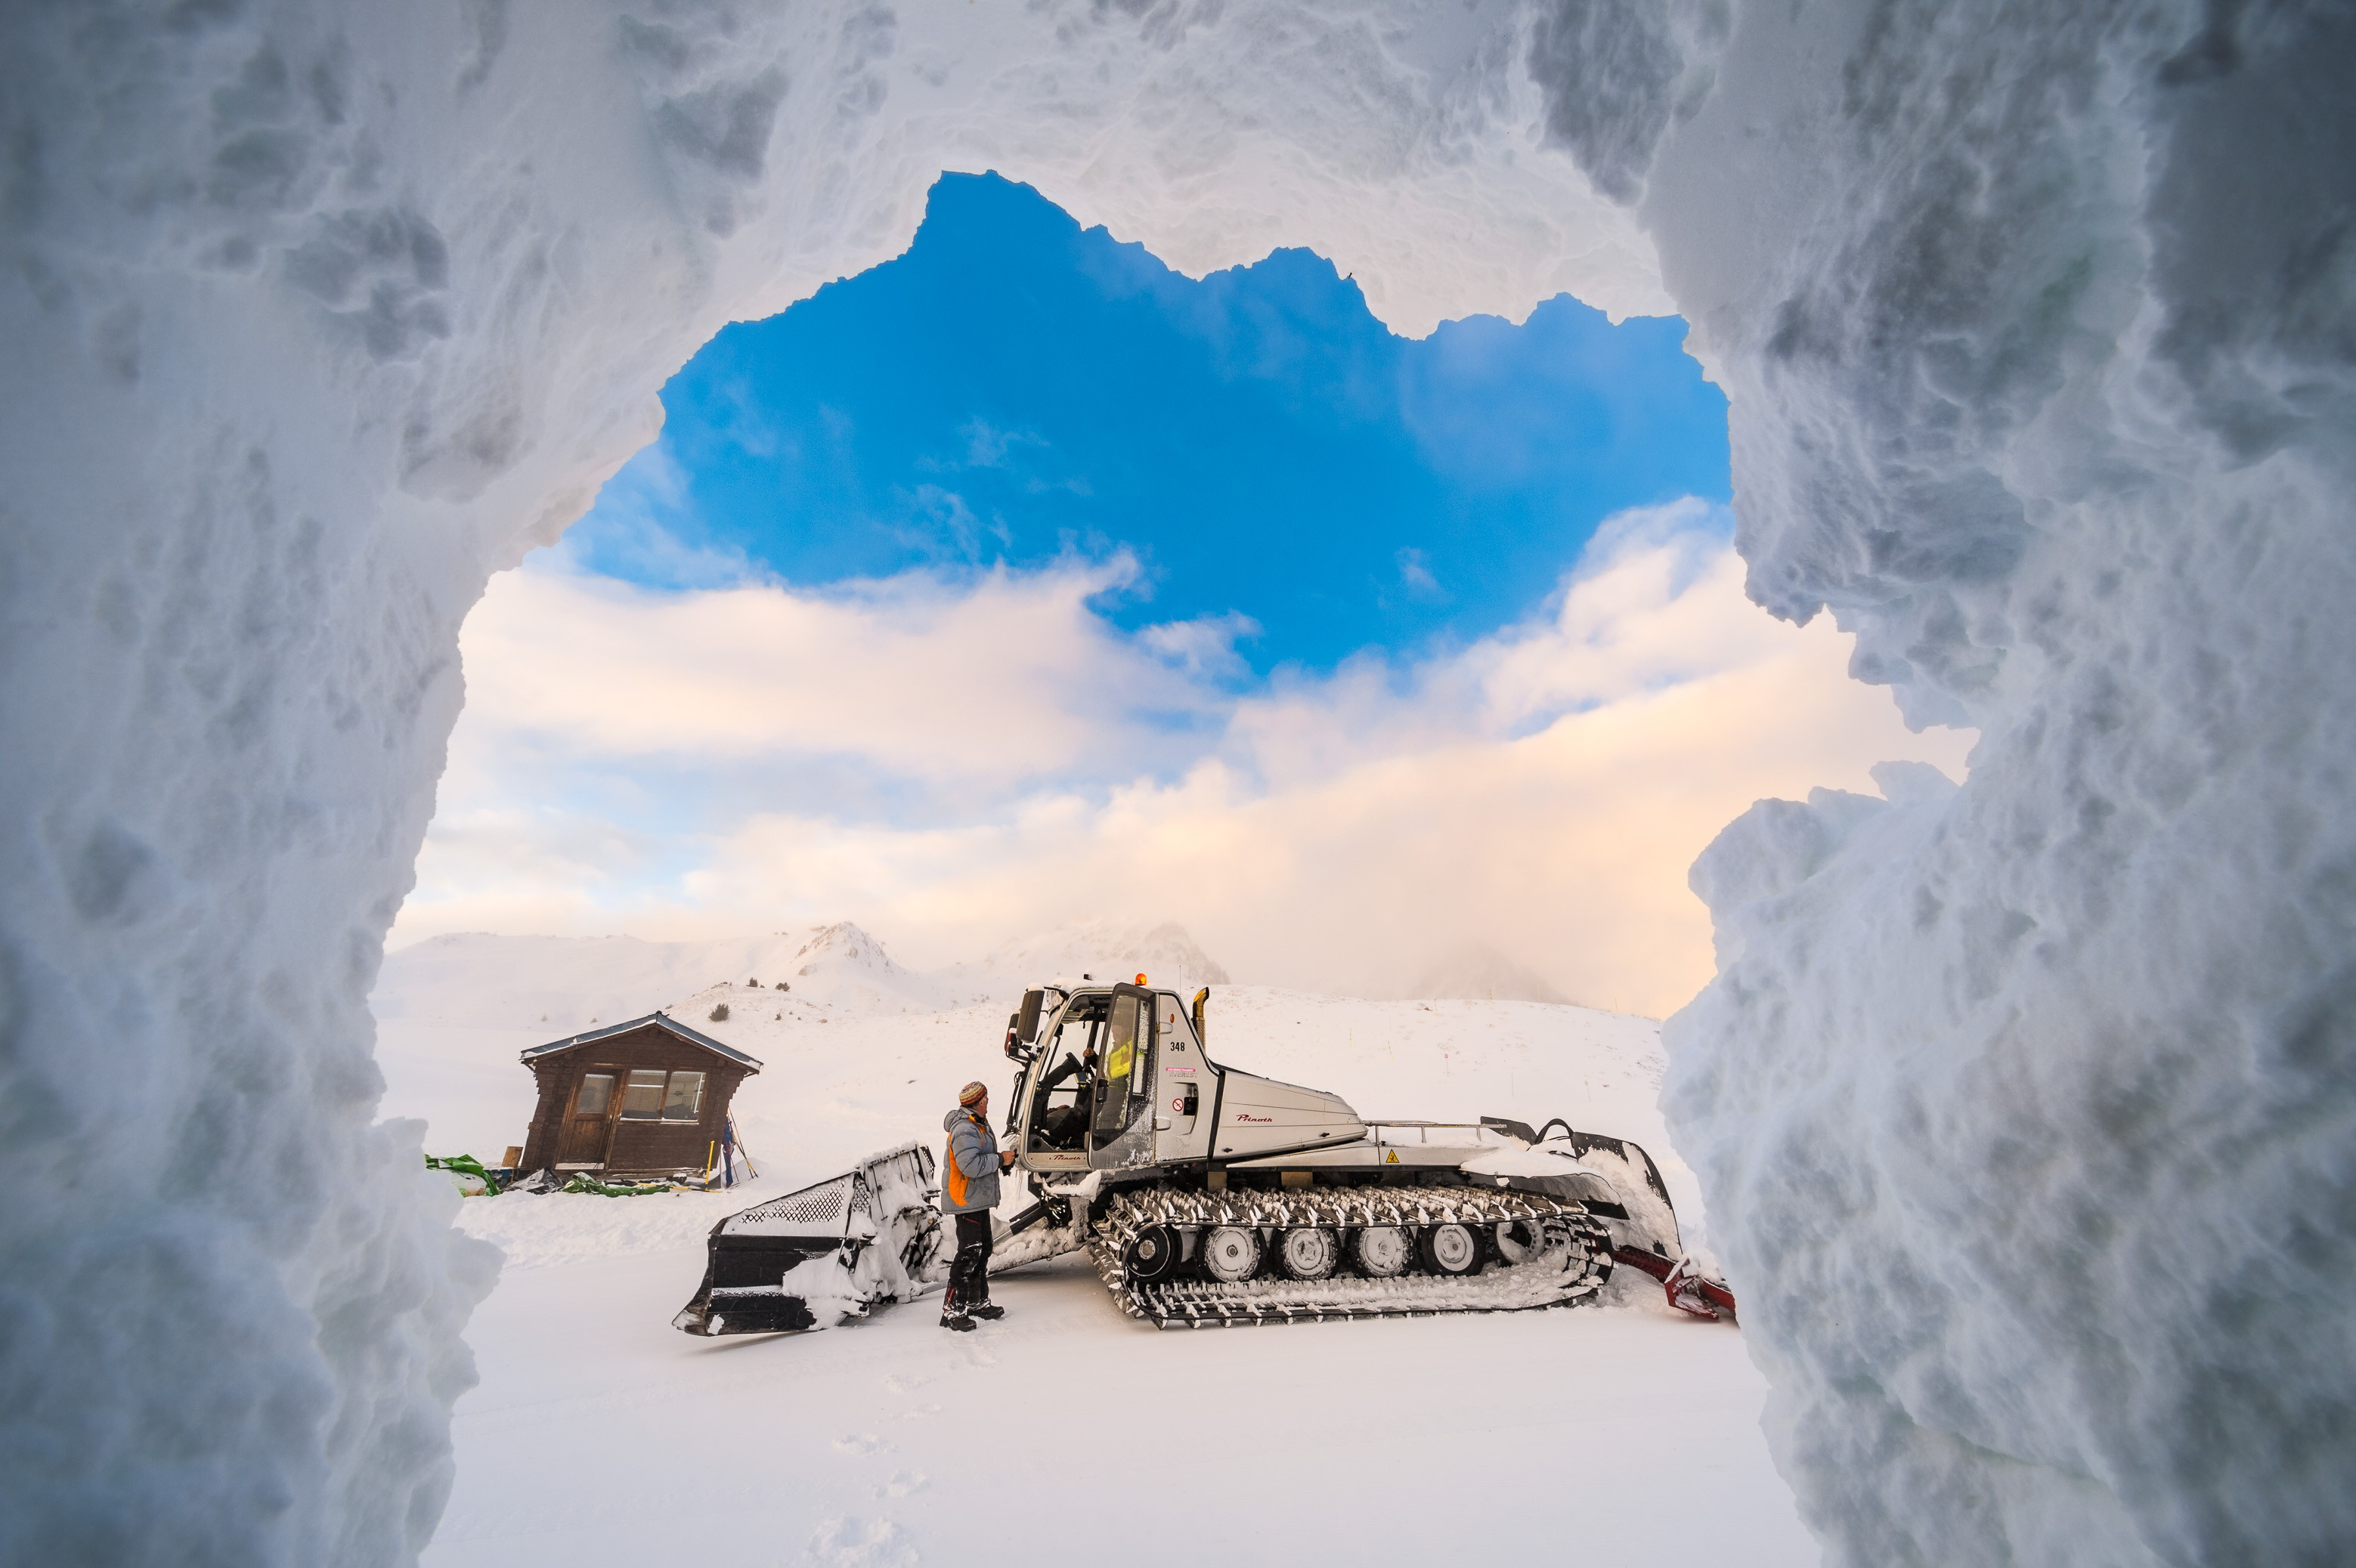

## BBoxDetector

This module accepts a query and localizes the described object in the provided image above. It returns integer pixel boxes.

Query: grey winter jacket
[941,1106,1002,1215]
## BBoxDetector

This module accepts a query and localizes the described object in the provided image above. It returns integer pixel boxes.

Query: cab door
[1088,987,1156,1168]
[1017,996,1096,1172]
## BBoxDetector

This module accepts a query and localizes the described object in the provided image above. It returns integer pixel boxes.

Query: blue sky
[569,172,1730,677]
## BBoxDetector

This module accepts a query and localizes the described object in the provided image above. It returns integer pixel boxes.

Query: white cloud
[447,551,1231,788]
[398,500,1974,1017]
[1138,611,1262,682]
[915,419,1091,497]
[1395,546,1446,601]
[554,444,760,589]
[952,417,1029,469]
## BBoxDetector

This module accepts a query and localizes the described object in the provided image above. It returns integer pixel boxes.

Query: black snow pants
[947,1211,993,1311]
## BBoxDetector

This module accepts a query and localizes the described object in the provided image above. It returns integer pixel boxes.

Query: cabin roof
[519,1011,763,1070]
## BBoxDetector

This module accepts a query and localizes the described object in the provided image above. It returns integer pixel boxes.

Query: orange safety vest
[944,1109,986,1209]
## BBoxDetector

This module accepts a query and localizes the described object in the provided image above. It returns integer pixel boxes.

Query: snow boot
[939,1309,975,1332]
[967,1301,1005,1321]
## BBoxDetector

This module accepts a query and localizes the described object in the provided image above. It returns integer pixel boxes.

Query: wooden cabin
[517,1013,762,1180]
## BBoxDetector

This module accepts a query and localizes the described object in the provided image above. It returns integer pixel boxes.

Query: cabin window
[575,1074,614,1115]
[662,1072,705,1121]
[1093,993,1146,1140]
[611,1068,707,1122]
[619,1069,668,1119]
[1027,997,1104,1152]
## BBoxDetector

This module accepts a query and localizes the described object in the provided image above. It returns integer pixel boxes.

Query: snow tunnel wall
[0,2,2345,1564]
[1650,5,2356,1565]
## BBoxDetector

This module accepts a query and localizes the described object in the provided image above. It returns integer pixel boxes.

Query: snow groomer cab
[1001,979,1364,1180]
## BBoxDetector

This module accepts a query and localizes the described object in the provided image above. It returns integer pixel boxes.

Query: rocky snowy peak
[769,922,932,997]
[777,921,882,973]
[683,922,949,1021]
[937,918,1232,1004]
[1404,944,1571,1007]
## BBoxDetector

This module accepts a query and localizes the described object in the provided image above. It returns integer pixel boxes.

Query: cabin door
[1088,991,1156,1168]
[558,1072,618,1167]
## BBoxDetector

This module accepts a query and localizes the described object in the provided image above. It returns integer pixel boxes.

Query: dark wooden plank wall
[517,1022,755,1177]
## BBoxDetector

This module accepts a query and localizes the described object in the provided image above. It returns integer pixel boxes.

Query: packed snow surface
[4,2,2349,1566]
[438,1252,1785,1568]
[373,926,1795,1564]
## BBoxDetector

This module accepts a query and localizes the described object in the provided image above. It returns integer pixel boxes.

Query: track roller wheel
[1419,1222,1480,1276]
[1350,1225,1410,1279]
[1124,1224,1180,1284]
[1201,1224,1263,1282]
[1494,1217,1546,1266]
[1276,1227,1339,1281]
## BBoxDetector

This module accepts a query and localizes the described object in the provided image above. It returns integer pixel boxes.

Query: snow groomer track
[1085,1184,1613,1328]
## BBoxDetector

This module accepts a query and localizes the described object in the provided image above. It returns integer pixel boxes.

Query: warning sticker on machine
[1384,1150,1400,1164]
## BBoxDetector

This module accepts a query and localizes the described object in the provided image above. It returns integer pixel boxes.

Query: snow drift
[1,2,2347,1566]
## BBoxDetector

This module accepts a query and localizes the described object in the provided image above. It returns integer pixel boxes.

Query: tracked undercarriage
[673,980,1732,1336]
[1085,1183,1614,1327]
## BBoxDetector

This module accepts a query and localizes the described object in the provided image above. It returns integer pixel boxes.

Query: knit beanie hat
[958,1081,987,1106]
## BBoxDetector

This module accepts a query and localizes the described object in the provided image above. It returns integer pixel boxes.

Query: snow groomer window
[619,1069,668,1119]
[661,1071,705,1121]
[1094,994,1141,1138]
[1028,996,1104,1152]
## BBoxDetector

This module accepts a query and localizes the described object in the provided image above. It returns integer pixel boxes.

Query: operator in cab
[940,1080,1017,1331]
[1035,1044,1097,1149]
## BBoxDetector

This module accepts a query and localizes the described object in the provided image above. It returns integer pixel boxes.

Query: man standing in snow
[941,1080,1015,1331]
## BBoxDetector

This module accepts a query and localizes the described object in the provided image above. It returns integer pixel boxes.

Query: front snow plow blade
[673,1143,948,1337]
[673,1143,1090,1336]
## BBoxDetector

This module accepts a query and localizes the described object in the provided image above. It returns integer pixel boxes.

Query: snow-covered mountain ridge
[376,917,1574,1042]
